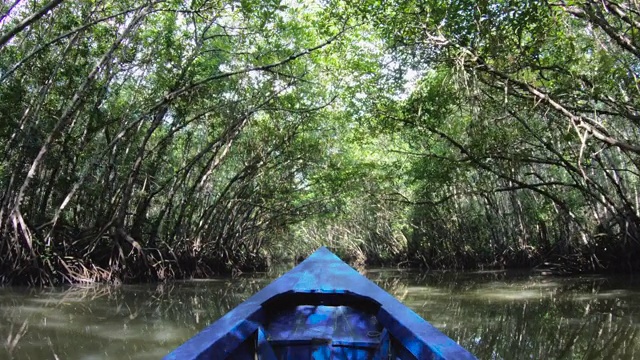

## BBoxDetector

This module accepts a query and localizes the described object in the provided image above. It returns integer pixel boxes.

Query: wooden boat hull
[164,247,476,359]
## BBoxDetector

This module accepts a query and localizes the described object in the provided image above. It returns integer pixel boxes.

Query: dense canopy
[1,0,639,285]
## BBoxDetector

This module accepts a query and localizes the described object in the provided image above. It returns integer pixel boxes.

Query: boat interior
[228,292,418,360]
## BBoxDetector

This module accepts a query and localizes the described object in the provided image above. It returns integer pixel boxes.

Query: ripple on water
[570,289,636,301]
[2,270,640,360]
[473,289,549,301]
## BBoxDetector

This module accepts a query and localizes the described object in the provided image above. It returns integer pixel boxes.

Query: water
[1,270,639,359]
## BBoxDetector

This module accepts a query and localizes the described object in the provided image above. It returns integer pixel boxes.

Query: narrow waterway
[1,269,639,359]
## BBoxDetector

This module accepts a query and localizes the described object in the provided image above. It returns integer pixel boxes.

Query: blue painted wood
[257,327,277,360]
[163,247,476,360]
[273,345,311,359]
[330,346,375,360]
[372,329,390,360]
[311,343,331,359]
[267,305,381,347]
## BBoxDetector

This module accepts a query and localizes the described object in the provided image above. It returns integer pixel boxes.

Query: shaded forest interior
[1,0,640,285]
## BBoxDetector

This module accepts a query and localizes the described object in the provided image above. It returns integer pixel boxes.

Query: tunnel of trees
[1,0,639,285]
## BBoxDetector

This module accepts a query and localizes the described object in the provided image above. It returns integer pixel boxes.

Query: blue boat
[164,247,476,359]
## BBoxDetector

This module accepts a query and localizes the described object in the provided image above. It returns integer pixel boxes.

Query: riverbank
[2,232,639,286]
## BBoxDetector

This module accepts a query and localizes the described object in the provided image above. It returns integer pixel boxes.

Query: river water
[1,269,639,359]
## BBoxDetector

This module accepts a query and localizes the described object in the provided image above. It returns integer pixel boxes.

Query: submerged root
[5,319,29,355]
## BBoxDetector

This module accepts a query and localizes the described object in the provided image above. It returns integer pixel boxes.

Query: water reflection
[1,271,639,359]
[0,278,269,359]
[369,270,640,359]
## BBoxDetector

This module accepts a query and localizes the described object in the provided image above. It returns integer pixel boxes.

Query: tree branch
[0,0,64,49]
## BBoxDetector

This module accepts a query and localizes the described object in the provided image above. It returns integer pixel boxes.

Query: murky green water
[1,270,639,359]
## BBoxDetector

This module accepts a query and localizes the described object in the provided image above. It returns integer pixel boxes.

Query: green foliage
[353,0,640,270]
[2,0,640,284]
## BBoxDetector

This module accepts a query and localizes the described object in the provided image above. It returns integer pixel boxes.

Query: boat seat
[256,305,401,360]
